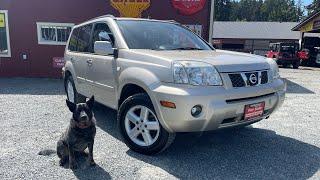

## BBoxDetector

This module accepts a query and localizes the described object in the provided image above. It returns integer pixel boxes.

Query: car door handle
[87,59,93,66]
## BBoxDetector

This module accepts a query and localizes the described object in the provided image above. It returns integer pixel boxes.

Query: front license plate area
[244,102,265,121]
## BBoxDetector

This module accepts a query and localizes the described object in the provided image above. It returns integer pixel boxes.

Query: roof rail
[87,14,115,22]
[168,20,177,23]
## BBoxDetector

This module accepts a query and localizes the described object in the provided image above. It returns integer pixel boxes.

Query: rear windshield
[280,45,296,52]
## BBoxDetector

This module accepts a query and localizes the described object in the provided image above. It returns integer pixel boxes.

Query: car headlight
[267,58,280,80]
[173,61,222,86]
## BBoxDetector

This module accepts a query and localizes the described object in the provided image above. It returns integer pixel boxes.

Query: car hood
[130,49,270,72]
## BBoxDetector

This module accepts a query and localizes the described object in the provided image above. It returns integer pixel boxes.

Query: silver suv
[63,15,286,155]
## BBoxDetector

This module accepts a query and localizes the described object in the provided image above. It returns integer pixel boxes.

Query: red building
[0,0,212,78]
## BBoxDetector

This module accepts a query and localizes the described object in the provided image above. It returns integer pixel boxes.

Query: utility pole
[208,0,215,45]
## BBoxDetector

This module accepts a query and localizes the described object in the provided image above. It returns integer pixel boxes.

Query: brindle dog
[57,96,96,169]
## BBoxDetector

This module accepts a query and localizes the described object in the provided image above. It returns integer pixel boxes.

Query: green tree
[306,0,320,14]
[296,0,305,21]
[261,0,298,21]
[214,0,232,21]
[215,0,304,22]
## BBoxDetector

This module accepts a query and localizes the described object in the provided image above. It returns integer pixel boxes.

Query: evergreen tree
[214,0,232,21]
[306,0,320,14]
[214,0,304,22]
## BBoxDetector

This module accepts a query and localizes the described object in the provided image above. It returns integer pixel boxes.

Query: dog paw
[69,162,79,169]
[59,160,65,167]
[89,160,96,166]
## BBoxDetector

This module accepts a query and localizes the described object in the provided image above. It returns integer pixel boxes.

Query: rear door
[73,23,94,96]
[86,22,117,108]
[65,27,89,95]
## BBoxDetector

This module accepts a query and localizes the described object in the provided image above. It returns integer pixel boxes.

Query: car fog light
[191,105,202,117]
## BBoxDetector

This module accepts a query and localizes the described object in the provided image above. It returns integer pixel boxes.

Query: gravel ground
[0,67,319,180]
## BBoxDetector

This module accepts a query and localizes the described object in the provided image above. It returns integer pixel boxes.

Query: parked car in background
[266,42,300,69]
[297,48,310,62]
[315,47,320,66]
[63,15,286,155]
[253,50,269,57]
[300,37,320,66]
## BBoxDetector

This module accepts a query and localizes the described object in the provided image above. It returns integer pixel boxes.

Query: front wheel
[118,93,175,155]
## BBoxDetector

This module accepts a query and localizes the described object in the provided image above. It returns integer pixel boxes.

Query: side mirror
[94,41,114,55]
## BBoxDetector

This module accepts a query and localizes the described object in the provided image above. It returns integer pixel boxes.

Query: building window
[36,22,74,45]
[0,10,11,57]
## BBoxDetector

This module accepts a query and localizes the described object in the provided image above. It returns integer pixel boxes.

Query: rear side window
[77,24,93,53]
[68,28,79,51]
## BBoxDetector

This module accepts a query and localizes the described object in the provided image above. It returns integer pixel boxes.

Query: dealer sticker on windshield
[244,102,265,121]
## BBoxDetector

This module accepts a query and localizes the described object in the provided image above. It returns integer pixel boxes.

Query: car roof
[73,14,178,28]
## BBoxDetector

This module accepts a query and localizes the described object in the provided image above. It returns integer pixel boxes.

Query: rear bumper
[151,79,286,133]
[276,58,299,64]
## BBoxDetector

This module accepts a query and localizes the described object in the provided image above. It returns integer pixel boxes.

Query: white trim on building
[36,22,74,45]
[213,21,300,40]
[0,10,11,58]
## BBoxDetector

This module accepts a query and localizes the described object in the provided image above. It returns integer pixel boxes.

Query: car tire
[118,93,175,155]
[293,61,300,69]
[300,59,307,66]
[65,75,86,104]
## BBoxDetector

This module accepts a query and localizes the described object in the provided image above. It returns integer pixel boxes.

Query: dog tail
[38,149,56,156]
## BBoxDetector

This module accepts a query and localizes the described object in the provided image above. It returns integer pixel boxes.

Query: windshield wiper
[170,47,204,50]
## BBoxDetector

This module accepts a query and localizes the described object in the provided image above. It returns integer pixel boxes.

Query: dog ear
[86,96,95,109]
[66,99,76,112]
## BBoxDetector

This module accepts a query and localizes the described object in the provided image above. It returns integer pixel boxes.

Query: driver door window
[91,23,115,53]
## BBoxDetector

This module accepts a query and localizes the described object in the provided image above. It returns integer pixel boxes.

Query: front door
[87,22,117,109]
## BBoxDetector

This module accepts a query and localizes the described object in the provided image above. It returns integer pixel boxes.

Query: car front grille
[261,71,268,84]
[228,70,269,88]
[229,74,246,87]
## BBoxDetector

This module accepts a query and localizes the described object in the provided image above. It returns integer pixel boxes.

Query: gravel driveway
[0,67,319,180]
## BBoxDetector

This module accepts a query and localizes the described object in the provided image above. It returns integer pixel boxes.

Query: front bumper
[150,79,286,133]
[62,67,66,79]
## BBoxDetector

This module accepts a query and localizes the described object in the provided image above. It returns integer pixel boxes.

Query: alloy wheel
[67,80,75,103]
[124,105,160,147]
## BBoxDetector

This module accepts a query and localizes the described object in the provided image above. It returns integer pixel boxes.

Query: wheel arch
[118,67,173,132]
[64,70,72,92]
[118,67,162,106]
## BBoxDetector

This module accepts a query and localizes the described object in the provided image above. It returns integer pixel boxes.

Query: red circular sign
[172,0,207,15]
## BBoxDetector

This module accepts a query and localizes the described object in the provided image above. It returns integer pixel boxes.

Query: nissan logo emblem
[249,74,258,84]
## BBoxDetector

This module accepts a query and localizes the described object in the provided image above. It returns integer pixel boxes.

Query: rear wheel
[118,93,175,155]
[300,59,307,66]
[292,60,300,69]
[65,75,86,104]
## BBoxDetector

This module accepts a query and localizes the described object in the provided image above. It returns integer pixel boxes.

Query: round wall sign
[172,0,207,15]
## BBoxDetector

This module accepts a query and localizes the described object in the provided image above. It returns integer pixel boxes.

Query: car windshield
[116,20,212,51]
